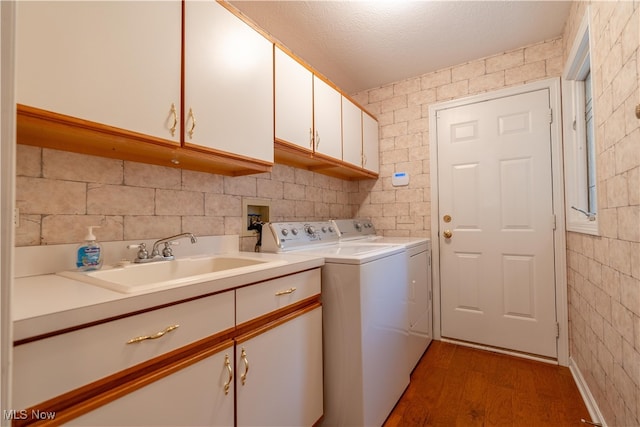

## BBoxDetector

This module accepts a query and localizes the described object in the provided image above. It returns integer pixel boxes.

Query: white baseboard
[569,357,607,427]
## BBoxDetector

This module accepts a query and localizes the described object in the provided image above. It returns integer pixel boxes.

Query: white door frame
[1,0,16,419]
[429,78,568,366]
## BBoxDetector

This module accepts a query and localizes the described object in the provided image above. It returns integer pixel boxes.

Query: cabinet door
[69,342,235,426]
[362,112,380,173]
[236,307,323,427]
[313,76,342,160]
[15,1,182,143]
[275,47,314,151]
[342,96,363,167]
[184,1,273,163]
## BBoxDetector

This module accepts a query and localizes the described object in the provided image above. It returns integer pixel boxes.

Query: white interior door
[437,89,558,358]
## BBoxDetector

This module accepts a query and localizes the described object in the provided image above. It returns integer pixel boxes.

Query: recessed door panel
[452,163,480,230]
[500,158,533,230]
[454,252,482,312]
[502,254,535,318]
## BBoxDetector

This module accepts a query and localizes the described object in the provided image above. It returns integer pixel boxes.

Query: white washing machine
[262,221,410,427]
[332,219,433,371]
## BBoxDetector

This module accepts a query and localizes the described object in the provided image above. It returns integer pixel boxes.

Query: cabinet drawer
[236,268,320,324]
[13,291,234,409]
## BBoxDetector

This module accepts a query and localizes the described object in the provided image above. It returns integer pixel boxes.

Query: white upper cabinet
[274,47,313,151]
[15,1,182,143]
[184,1,274,163]
[342,96,363,167]
[313,76,343,160]
[363,112,380,174]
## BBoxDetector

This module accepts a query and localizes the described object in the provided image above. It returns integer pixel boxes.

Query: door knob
[443,230,453,239]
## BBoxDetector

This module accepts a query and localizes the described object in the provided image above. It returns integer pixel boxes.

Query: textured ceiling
[230,1,572,94]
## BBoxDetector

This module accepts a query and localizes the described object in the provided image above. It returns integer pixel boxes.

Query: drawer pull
[240,348,249,385]
[223,354,233,395]
[126,324,179,344]
[275,287,297,296]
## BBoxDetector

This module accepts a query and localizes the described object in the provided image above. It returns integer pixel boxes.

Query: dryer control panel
[262,221,339,252]
[332,218,377,240]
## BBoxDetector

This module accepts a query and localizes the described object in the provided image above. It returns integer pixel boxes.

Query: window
[562,7,599,235]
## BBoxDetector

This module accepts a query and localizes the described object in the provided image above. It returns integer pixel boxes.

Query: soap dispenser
[76,226,103,271]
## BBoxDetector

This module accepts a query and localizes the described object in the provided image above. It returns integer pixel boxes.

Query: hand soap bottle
[76,226,103,271]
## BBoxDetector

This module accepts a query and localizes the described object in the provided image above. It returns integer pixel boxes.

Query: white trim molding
[569,357,607,427]
[0,0,16,420]
[562,6,600,236]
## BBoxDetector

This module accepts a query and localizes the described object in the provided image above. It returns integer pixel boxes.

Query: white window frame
[562,6,599,235]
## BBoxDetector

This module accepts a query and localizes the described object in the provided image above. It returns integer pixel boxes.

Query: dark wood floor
[384,341,591,427]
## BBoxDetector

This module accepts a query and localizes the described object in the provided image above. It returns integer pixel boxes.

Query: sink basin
[57,255,286,293]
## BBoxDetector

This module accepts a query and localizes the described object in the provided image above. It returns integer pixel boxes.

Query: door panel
[437,89,557,358]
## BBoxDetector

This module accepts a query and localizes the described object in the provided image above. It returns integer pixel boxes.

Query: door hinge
[549,108,553,124]
[552,214,557,230]
[556,322,560,339]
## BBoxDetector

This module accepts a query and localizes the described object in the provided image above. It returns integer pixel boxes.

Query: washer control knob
[321,226,328,233]
[291,228,298,235]
[305,225,316,235]
[355,222,362,231]
[281,228,289,236]
[328,226,334,233]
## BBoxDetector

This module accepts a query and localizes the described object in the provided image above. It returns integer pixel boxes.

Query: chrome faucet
[129,233,197,263]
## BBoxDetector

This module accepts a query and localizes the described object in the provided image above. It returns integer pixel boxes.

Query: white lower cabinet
[70,342,235,427]
[236,307,323,427]
[12,269,323,426]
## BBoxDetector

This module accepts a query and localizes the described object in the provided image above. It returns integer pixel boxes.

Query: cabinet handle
[223,354,233,395]
[315,130,320,149]
[275,287,297,296]
[126,324,179,344]
[240,348,249,385]
[309,128,313,148]
[169,103,178,137]
[187,107,196,139]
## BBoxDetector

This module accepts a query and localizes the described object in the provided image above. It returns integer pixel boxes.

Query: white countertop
[13,237,324,342]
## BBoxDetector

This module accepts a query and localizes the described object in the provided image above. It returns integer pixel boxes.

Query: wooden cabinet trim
[14,267,321,346]
[274,140,378,180]
[12,335,235,427]
[235,300,321,345]
[13,267,322,426]
[16,104,272,177]
[13,297,322,426]
[235,295,321,340]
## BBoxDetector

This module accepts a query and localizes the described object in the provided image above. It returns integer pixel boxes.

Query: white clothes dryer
[262,221,410,427]
[332,219,433,371]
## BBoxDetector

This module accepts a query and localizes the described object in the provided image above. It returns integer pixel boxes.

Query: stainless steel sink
[57,255,286,293]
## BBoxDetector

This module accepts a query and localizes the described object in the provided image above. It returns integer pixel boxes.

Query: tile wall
[562,2,640,426]
[15,145,360,252]
[351,38,564,236]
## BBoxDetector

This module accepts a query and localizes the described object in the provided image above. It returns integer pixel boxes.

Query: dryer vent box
[242,198,271,237]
